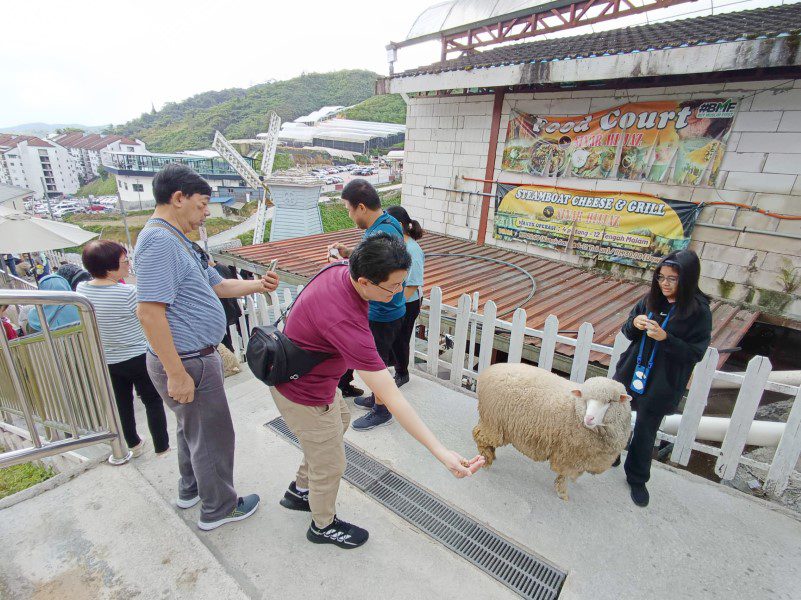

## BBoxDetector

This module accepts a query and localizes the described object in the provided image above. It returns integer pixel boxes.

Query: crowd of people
[0,163,712,545]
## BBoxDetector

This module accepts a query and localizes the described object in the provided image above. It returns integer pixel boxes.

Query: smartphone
[329,247,342,259]
[268,259,278,272]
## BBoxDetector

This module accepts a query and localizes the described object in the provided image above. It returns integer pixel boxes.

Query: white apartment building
[0,135,80,199]
[52,132,147,182]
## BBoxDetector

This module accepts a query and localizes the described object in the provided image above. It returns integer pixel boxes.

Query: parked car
[52,207,78,219]
[84,204,108,213]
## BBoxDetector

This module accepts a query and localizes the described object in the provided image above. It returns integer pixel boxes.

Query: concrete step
[0,462,248,599]
[4,368,801,599]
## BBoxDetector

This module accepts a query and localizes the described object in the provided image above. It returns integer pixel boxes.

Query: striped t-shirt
[76,282,147,364]
[134,223,225,353]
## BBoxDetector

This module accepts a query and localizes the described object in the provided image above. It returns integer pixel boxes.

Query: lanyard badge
[630,307,674,395]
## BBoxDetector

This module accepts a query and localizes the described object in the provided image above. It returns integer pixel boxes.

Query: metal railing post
[34,305,81,438]
[78,298,131,465]
[0,327,42,447]
[0,289,132,467]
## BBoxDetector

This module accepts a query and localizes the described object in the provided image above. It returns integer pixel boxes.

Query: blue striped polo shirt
[134,220,226,353]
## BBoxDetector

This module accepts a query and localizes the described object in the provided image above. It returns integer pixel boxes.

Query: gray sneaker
[176,495,200,509]
[197,494,260,531]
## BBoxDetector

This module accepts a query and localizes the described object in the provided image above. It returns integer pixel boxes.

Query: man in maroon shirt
[271,233,484,549]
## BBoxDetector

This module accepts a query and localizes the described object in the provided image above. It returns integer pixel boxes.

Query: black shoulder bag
[246,262,345,385]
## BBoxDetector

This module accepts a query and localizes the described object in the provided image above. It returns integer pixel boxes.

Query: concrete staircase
[2,371,801,599]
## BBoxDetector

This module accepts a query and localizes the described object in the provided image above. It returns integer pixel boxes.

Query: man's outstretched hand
[440,451,486,478]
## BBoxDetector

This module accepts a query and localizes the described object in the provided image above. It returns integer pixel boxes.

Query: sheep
[473,363,631,501]
[217,344,241,377]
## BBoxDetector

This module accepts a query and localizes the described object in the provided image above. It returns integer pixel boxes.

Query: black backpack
[246,263,343,385]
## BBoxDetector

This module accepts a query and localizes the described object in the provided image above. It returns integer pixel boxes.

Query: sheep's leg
[554,474,569,501]
[473,421,502,467]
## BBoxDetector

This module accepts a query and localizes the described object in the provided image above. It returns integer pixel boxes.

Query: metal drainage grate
[266,416,565,600]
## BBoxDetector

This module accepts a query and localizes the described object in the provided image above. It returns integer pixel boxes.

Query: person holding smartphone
[612,250,711,507]
[326,179,407,430]
[136,164,280,531]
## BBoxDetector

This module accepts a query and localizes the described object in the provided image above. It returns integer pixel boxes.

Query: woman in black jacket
[614,249,712,507]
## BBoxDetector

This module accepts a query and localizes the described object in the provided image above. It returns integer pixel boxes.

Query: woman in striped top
[77,240,169,456]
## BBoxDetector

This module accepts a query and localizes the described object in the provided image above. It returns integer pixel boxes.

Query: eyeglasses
[371,280,403,294]
[656,275,678,284]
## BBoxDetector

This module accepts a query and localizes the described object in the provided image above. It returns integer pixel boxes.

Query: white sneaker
[130,440,146,458]
[176,495,201,509]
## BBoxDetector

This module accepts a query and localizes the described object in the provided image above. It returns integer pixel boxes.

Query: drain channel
[266,416,565,600]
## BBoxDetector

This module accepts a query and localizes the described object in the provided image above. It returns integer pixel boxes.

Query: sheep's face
[571,378,631,430]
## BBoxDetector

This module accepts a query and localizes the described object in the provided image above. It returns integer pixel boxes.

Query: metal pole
[117,193,134,251]
[41,177,53,220]
[33,305,81,438]
[0,323,42,447]
[78,299,131,465]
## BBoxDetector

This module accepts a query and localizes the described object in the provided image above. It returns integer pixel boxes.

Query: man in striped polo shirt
[136,163,279,531]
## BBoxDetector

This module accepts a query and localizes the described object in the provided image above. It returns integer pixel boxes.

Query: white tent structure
[0,213,98,253]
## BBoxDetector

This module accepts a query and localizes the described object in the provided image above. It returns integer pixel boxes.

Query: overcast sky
[1,0,439,127]
[1,0,792,128]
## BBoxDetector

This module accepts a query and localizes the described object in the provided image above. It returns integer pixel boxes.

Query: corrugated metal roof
[393,3,801,79]
[226,229,757,368]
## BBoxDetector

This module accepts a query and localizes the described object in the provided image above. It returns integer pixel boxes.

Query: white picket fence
[230,285,801,497]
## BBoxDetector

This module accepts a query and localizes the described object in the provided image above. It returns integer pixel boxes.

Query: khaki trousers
[270,387,350,528]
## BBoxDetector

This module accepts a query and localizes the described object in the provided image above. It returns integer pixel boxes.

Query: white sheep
[473,363,632,500]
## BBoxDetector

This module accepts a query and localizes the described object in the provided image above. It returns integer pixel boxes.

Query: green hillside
[343,94,406,124]
[108,70,380,152]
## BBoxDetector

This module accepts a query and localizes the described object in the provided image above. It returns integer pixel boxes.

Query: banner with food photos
[494,183,700,268]
[501,99,738,186]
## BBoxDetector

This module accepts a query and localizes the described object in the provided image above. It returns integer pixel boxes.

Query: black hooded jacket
[613,292,712,414]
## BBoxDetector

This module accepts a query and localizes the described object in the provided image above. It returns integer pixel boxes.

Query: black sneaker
[279,481,310,512]
[353,395,375,410]
[306,516,369,549]
[628,482,650,507]
[394,373,410,388]
[340,384,364,398]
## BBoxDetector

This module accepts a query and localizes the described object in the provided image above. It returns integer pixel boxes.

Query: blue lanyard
[635,306,675,371]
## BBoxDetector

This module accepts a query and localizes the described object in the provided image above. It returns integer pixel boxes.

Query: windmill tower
[212,111,323,244]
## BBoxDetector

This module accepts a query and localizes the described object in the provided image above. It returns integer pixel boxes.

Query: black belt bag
[247,325,329,384]
[246,263,344,386]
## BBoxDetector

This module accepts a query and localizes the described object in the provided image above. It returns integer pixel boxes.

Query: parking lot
[313,164,394,193]
[26,196,120,221]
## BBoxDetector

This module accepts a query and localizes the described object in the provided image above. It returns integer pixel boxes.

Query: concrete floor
[2,369,801,599]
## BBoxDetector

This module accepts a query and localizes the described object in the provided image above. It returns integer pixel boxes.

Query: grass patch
[0,446,55,499]
[77,176,118,197]
[64,214,238,248]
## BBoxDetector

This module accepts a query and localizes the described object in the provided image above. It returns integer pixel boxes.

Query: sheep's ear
[570,389,582,398]
[619,394,632,403]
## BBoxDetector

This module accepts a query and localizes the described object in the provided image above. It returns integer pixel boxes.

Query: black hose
[424,252,536,318]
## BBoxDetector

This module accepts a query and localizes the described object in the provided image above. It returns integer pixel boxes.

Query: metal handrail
[0,289,131,467]
[0,266,37,291]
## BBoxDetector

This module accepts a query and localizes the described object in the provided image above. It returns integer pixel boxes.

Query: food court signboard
[494,183,700,268]
[501,99,738,186]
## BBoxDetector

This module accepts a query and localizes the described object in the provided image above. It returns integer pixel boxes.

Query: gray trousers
[146,351,237,521]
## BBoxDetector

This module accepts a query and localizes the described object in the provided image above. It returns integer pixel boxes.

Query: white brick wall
[401,82,801,318]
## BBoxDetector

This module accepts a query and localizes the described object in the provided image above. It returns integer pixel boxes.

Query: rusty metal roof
[393,4,801,79]
[225,229,757,368]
